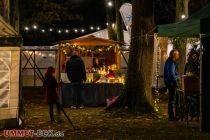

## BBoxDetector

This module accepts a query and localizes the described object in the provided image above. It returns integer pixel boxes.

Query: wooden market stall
[56,36,125,107]
[57,36,125,83]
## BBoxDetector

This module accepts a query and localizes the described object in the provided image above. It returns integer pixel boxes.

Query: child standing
[43,66,61,123]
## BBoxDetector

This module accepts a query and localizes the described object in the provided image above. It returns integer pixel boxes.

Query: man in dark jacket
[66,51,86,108]
[164,49,180,121]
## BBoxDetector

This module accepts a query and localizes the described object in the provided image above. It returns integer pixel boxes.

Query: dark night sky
[20,0,210,46]
[20,0,108,45]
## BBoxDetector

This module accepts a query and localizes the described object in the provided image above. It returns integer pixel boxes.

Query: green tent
[158,3,210,37]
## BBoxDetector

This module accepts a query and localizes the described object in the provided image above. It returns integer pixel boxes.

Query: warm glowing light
[24,26,29,31]
[112,23,115,28]
[65,29,69,33]
[74,29,78,33]
[58,30,62,33]
[33,25,38,29]
[107,1,113,7]
[181,14,186,19]
[81,29,85,33]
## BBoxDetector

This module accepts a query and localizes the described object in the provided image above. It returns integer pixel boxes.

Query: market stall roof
[58,35,124,47]
[77,29,130,45]
[158,3,210,37]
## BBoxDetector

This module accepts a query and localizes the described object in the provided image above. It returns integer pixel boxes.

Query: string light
[181,14,186,19]
[58,30,62,34]
[90,26,94,30]
[65,29,69,33]
[33,25,38,29]
[49,28,53,32]
[81,29,85,33]
[74,29,78,33]
[22,24,105,34]
[24,26,29,31]
[41,29,45,33]
[107,1,113,7]
[112,23,115,28]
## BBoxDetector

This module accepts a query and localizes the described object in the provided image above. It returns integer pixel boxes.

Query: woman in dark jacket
[43,66,60,123]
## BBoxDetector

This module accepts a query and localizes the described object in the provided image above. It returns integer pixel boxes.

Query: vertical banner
[119,3,132,34]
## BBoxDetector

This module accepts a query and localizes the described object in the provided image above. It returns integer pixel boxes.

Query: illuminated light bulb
[90,26,94,30]
[81,29,85,33]
[107,1,113,7]
[24,26,29,31]
[58,30,62,34]
[33,25,38,29]
[65,29,69,33]
[74,29,78,33]
[181,14,186,19]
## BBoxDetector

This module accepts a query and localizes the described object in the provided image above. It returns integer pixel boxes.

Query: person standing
[184,49,199,76]
[164,49,180,121]
[66,51,86,109]
[43,66,61,123]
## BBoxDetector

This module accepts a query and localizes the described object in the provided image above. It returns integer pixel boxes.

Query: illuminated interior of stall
[58,36,125,83]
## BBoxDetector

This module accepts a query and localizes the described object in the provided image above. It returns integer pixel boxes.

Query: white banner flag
[119,3,132,33]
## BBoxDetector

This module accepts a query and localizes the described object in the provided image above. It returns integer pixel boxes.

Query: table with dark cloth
[60,83,123,107]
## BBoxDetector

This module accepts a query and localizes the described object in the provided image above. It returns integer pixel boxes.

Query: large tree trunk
[108,0,155,113]
[115,0,124,43]
[174,0,189,74]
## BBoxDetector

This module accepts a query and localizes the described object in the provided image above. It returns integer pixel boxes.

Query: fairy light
[49,28,53,32]
[181,14,186,19]
[74,29,78,33]
[90,26,94,30]
[33,25,38,29]
[65,29,69,33]
[58,30,62,34]
[24,26,29,31]
[107,1,113,7]
[41,29,45,33]
[22,24,106,34]
[81,29,85,33]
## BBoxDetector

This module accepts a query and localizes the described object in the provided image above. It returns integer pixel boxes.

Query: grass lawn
[1,88,210,139]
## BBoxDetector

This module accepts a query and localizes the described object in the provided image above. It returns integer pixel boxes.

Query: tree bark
[115,0,124,43]
[108,0,155,113]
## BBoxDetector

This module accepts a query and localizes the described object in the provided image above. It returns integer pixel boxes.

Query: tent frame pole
[200,33,202,132]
